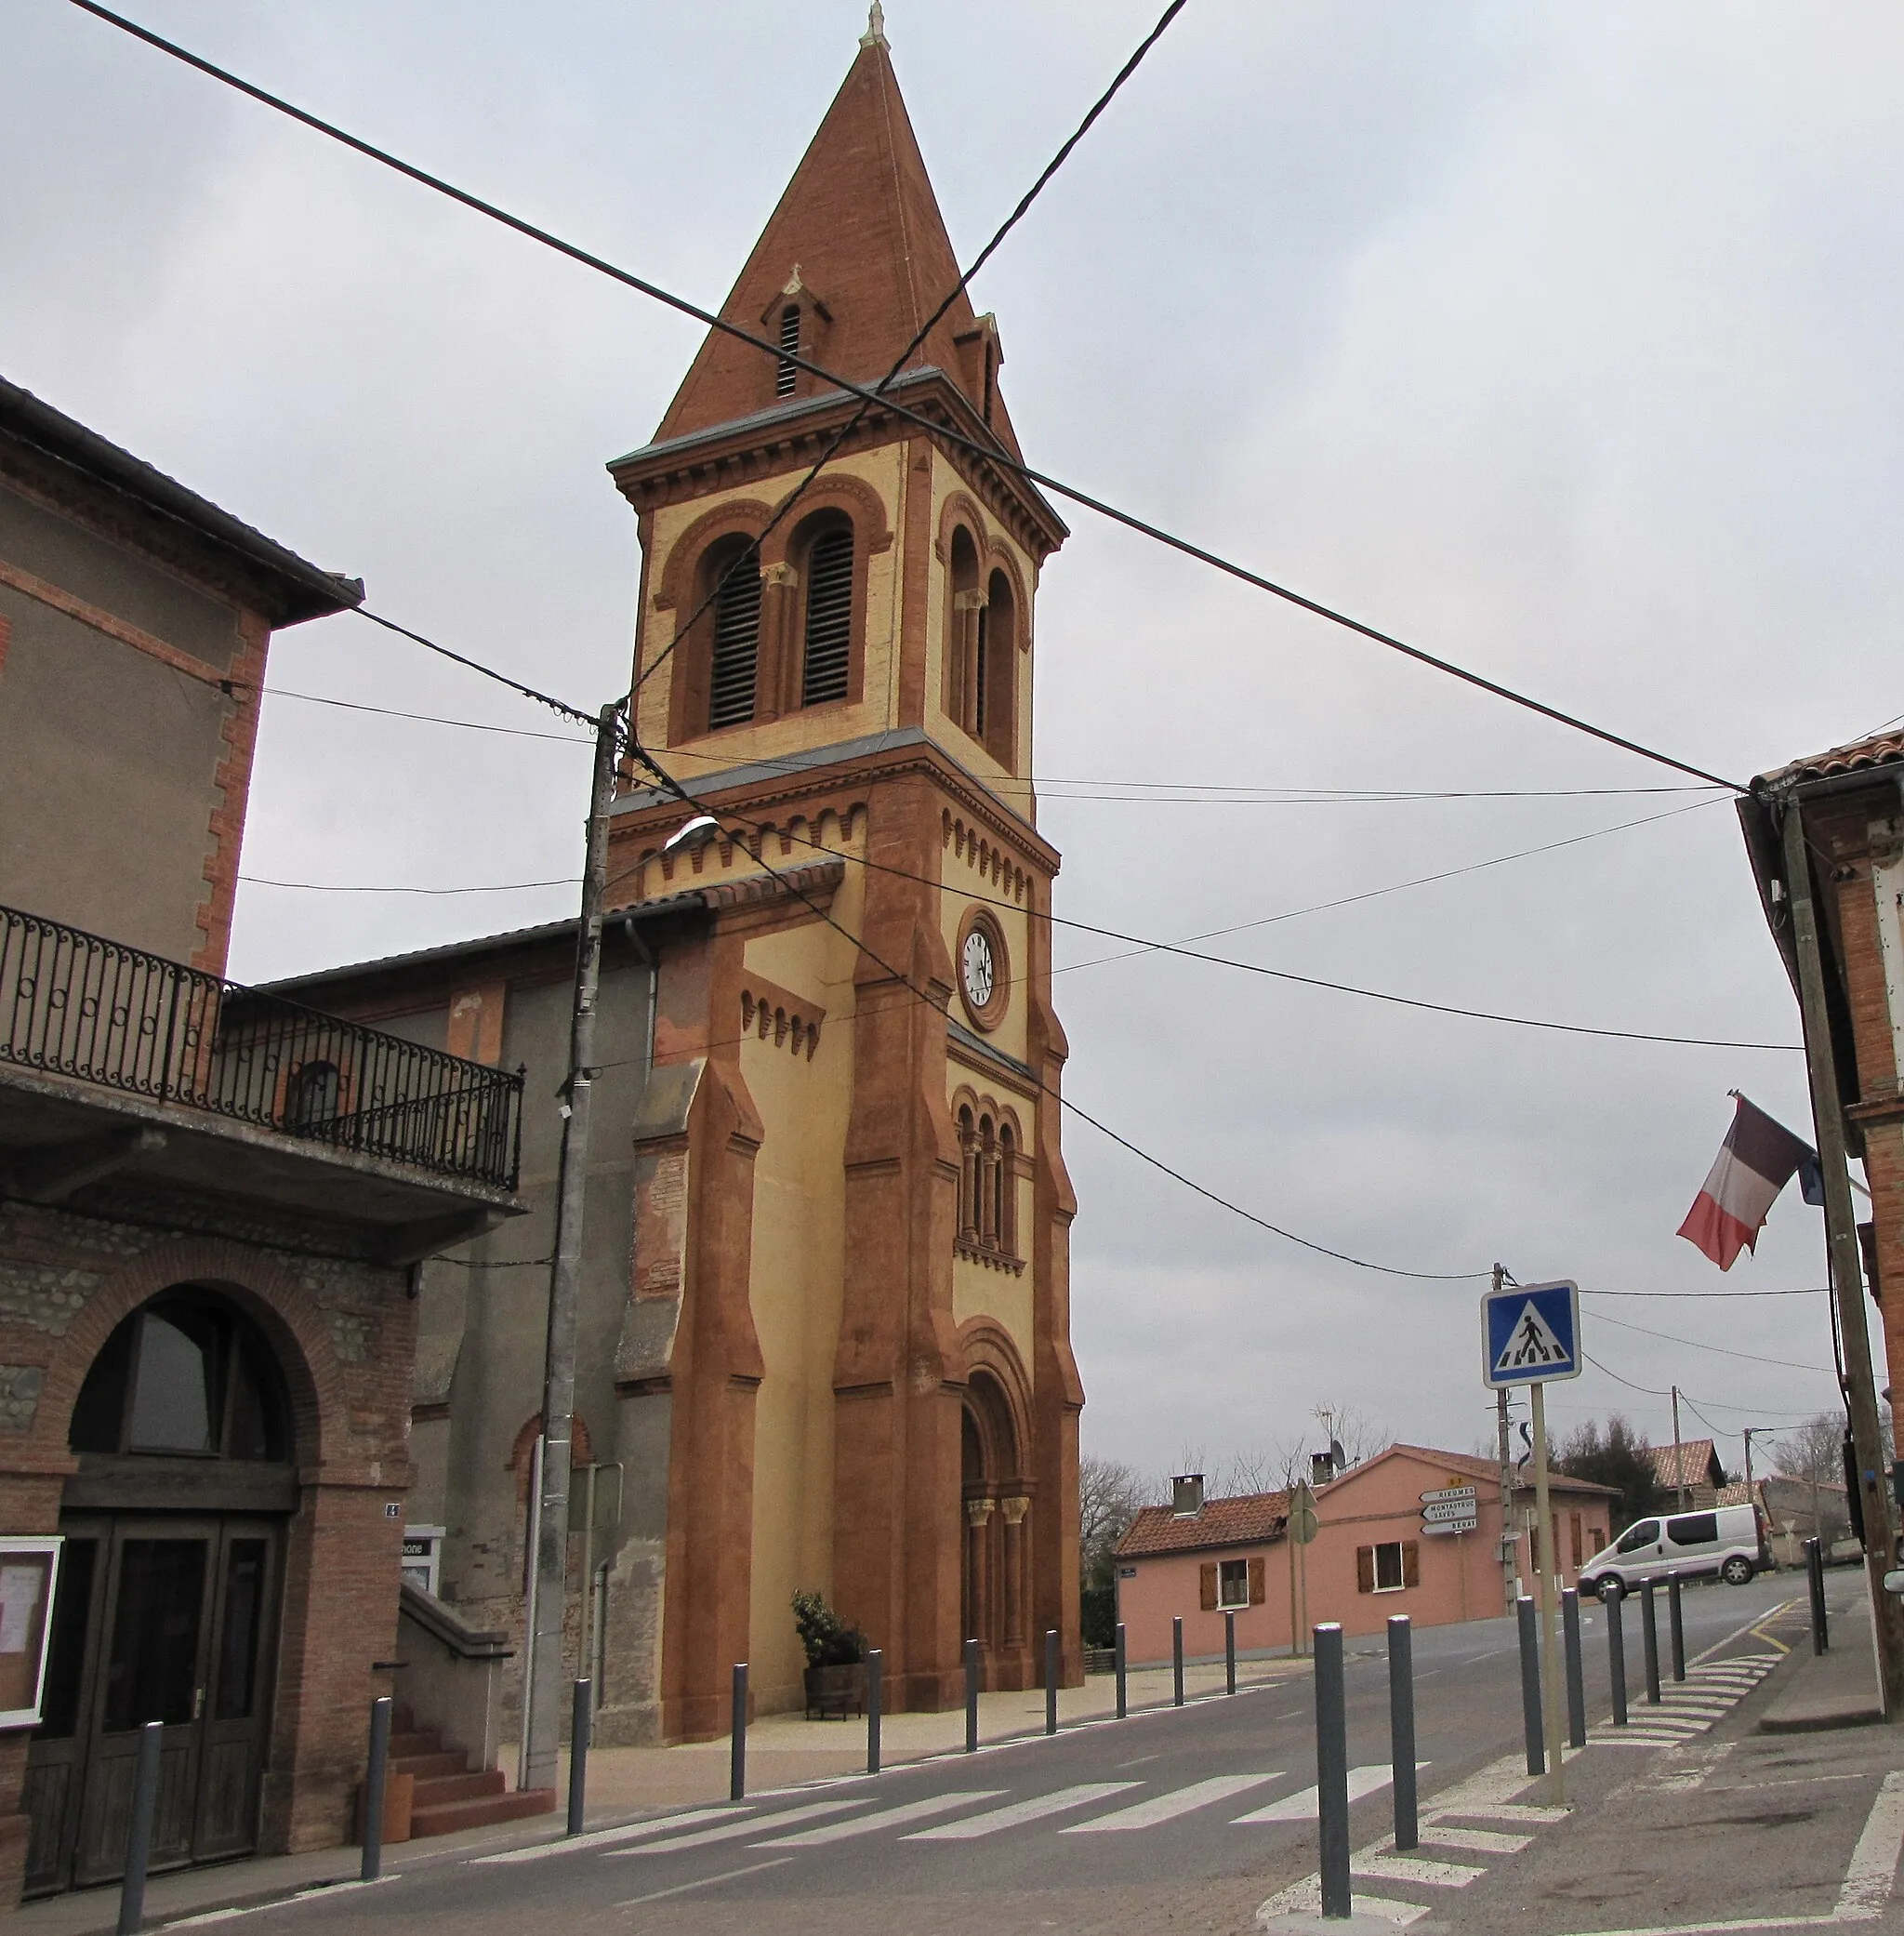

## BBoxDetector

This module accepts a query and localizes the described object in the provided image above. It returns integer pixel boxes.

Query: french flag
[1677,1094,1819,1271]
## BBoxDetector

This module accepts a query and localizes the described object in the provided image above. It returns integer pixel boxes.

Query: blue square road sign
[1482,1279,1580,1388]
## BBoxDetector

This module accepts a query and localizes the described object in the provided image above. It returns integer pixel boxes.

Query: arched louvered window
[998,1122,1016,1256]
[981,568,1016,767]
[776,305,800,398]
[707,545,762,732]
[800,525,854,706]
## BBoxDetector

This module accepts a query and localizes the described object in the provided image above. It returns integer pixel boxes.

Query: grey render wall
[0,483,239,960]
[408,959,649,1738]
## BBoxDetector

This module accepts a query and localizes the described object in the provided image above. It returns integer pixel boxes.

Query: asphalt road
[205,1570,1799,1936]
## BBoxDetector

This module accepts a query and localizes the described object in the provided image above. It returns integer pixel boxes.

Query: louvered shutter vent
[707,559,762,730]
[776,305,800,397]
[800,528,854,705]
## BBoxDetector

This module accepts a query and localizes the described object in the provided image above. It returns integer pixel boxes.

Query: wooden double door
[23,1515,282,1895]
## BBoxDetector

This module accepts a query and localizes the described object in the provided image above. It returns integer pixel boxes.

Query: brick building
[0,377,526,1903]
[292,12,1083,1743]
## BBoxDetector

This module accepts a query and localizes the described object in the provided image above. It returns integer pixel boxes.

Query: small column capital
[1000,1495,1030,1525]
[966,1497,996,1526]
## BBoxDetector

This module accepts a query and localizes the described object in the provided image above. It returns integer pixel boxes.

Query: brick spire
[651,22,1019,456]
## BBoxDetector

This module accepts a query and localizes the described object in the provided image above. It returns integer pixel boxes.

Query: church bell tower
[604,8,1081,1731]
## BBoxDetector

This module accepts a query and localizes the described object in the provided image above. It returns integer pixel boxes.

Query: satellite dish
[1329,1439,1346,1474]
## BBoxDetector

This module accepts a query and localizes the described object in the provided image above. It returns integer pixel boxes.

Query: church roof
[651,21,1020,459]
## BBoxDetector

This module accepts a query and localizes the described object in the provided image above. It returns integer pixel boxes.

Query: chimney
[1170,1473,1205,1518]
[1312,1452,1336,1489]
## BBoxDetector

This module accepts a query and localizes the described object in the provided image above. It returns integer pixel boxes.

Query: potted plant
[793,1590,868,1718]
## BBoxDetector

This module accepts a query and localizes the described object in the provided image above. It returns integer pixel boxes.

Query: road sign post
[1288,1481,1318,1659]
[1484,1278,1580,1807]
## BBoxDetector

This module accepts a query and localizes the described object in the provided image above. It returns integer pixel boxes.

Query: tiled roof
[1759,731,1904,789]
[1116,1491,1289,1558]
[1651,1440,1721,1490]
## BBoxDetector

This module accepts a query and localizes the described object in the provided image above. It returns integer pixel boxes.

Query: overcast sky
[7,1,1900,1492]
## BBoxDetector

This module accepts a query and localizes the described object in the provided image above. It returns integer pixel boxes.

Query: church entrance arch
[959,1355,1033,1691]
[23,1287,298,1896]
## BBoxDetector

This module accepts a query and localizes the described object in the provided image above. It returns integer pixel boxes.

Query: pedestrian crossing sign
[1482,1279,1580,1387]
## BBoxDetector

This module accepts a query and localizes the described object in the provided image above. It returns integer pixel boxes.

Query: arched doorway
[960,1368,1031,1689]
[23,1288,296,1895]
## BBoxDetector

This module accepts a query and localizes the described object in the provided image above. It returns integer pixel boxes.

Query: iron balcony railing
[0,904,522,1193]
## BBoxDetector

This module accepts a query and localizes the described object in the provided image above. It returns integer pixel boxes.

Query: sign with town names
[1421,1497,1479,1522]
[1421,1486,1478,1505]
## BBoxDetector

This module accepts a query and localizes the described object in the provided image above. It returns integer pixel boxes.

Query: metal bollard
[116,1719,164,1936]
[361,1695,391,1883]
[730,1663,747,1801]
[1115,1622,1128,1720]
[1668,1575,1686,1682]
[1225,1610,1237,1695]
[964,1638,980,1752]
[1045,1630,1060,1736]
[1806,1538,1830,1654]
[568,1677,591,1836]
[866,1649,883,1775]
[1641,1580,1661,1704]
[1388,1614,1417,1852]
[1606,1582,1628,1727]
[1516,1595,1544,1777]
[1561,1589,1586,1750]
[1315,1624,1351,1919]
[1172,1616,1184,1706]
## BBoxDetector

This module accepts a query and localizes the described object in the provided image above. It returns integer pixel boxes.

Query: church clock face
[957,909,1008,1030]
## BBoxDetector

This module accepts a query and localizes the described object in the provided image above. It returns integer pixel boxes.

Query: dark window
[1667,1512,1719,1547]
[33,1539,97,1740]
[1218,1558,1250,1608]
[800,527,853,706]
[70,1292,291,1463]
[287,1060,340,1131]
[213,1540,269,1721]
[102,1540,205,1731]
[776,305,800,398]
[1616,1518,1660,1554]
[1372,1541,1406,1591]
[707,550,762,731]
[974,602,988,736]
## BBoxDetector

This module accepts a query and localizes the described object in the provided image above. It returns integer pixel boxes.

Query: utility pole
[1494,1266,1516,1615]
[1671,1386,1686,1511]
[523,700,622,1795]
[1778,798,1904,1717]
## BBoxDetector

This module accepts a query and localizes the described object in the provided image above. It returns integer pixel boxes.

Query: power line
[241,873,578,895]
[624,0,1185,708]
[1580,1286,1829,1300]
[72,0,1746,794]
[1580,1350,1824,1418]
[262,687,594,743]
[1588,1308,1834,1376]
[350,608,595,726]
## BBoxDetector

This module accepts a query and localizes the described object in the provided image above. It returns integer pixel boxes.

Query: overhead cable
[72,0,1744,793]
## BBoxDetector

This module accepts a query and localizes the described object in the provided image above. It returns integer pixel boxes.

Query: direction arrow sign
[1421,1498,1478,1523]
[1482,1279,1581,1388]
[1421,1517,1477,1538]
[1420,1486,1478,1505]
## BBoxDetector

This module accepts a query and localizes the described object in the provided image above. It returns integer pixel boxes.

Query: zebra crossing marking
[1353,1850,1486,1889]
[1255,1876,1431,1927]
[1413,1823,1532,1853]
[611,1797,864,1856]
[904,1783,1136,1840]
[753,1790,1004,1847]
[1062,1771,1282,1833]
[1234,1765,1399,1823]
[472,1804,746,1864]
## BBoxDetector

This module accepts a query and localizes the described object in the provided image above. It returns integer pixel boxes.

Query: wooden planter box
[803,1662,867,1720]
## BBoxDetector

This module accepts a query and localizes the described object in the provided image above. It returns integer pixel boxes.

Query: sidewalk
[1758,1588,1887,1732]
[11,1654,1308,1934]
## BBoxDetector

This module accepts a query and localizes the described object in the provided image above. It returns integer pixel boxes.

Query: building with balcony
[0,378,529,1905]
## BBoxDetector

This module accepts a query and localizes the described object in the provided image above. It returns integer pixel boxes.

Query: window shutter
[800,527,854,706]
[1248,1556,1266,1605]
[1199,1562,1219,1611]
[1355,1546,1375,1594]
[707,557,762,730]
[1402,1541,1421,1588]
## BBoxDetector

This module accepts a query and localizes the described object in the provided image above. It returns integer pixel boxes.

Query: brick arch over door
[32,1237,357,1474]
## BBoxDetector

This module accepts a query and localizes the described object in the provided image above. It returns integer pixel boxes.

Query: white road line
[754,1790,1004,1847]
[1641,1743,1735,1794]
[473,1806,745,1864]
[1413,1824,1531,1853]
[1063,1772,1282,1833]
[1690,1609,1798,1668]
[1353,1850,1485,1889]
[1254,1876,1430,1926]
[904,1783,1138,1840]
[1836,1770,1904,1920]
[609,1797,865,1856]
[1234,1766,1403,1824]
[163,1879,401,1927]
[613,1856,792,1907]
[1433,1800,1570,1824]
[1419,1754,1540,1817]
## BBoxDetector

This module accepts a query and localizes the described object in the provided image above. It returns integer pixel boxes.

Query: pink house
[1113,1446,1619,1664]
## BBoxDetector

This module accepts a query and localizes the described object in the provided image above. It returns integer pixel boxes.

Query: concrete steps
[384,1704,557,1840]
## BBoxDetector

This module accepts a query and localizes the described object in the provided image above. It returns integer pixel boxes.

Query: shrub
[792,1589,867,1668]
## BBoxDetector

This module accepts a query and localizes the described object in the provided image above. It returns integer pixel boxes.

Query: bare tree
[1311,1401,1388,1470]
[1078,1454,1150,1590]
[1771,1413,1844,1487]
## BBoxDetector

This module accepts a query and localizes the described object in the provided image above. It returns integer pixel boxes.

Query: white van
[1580,1504,1765,1597]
